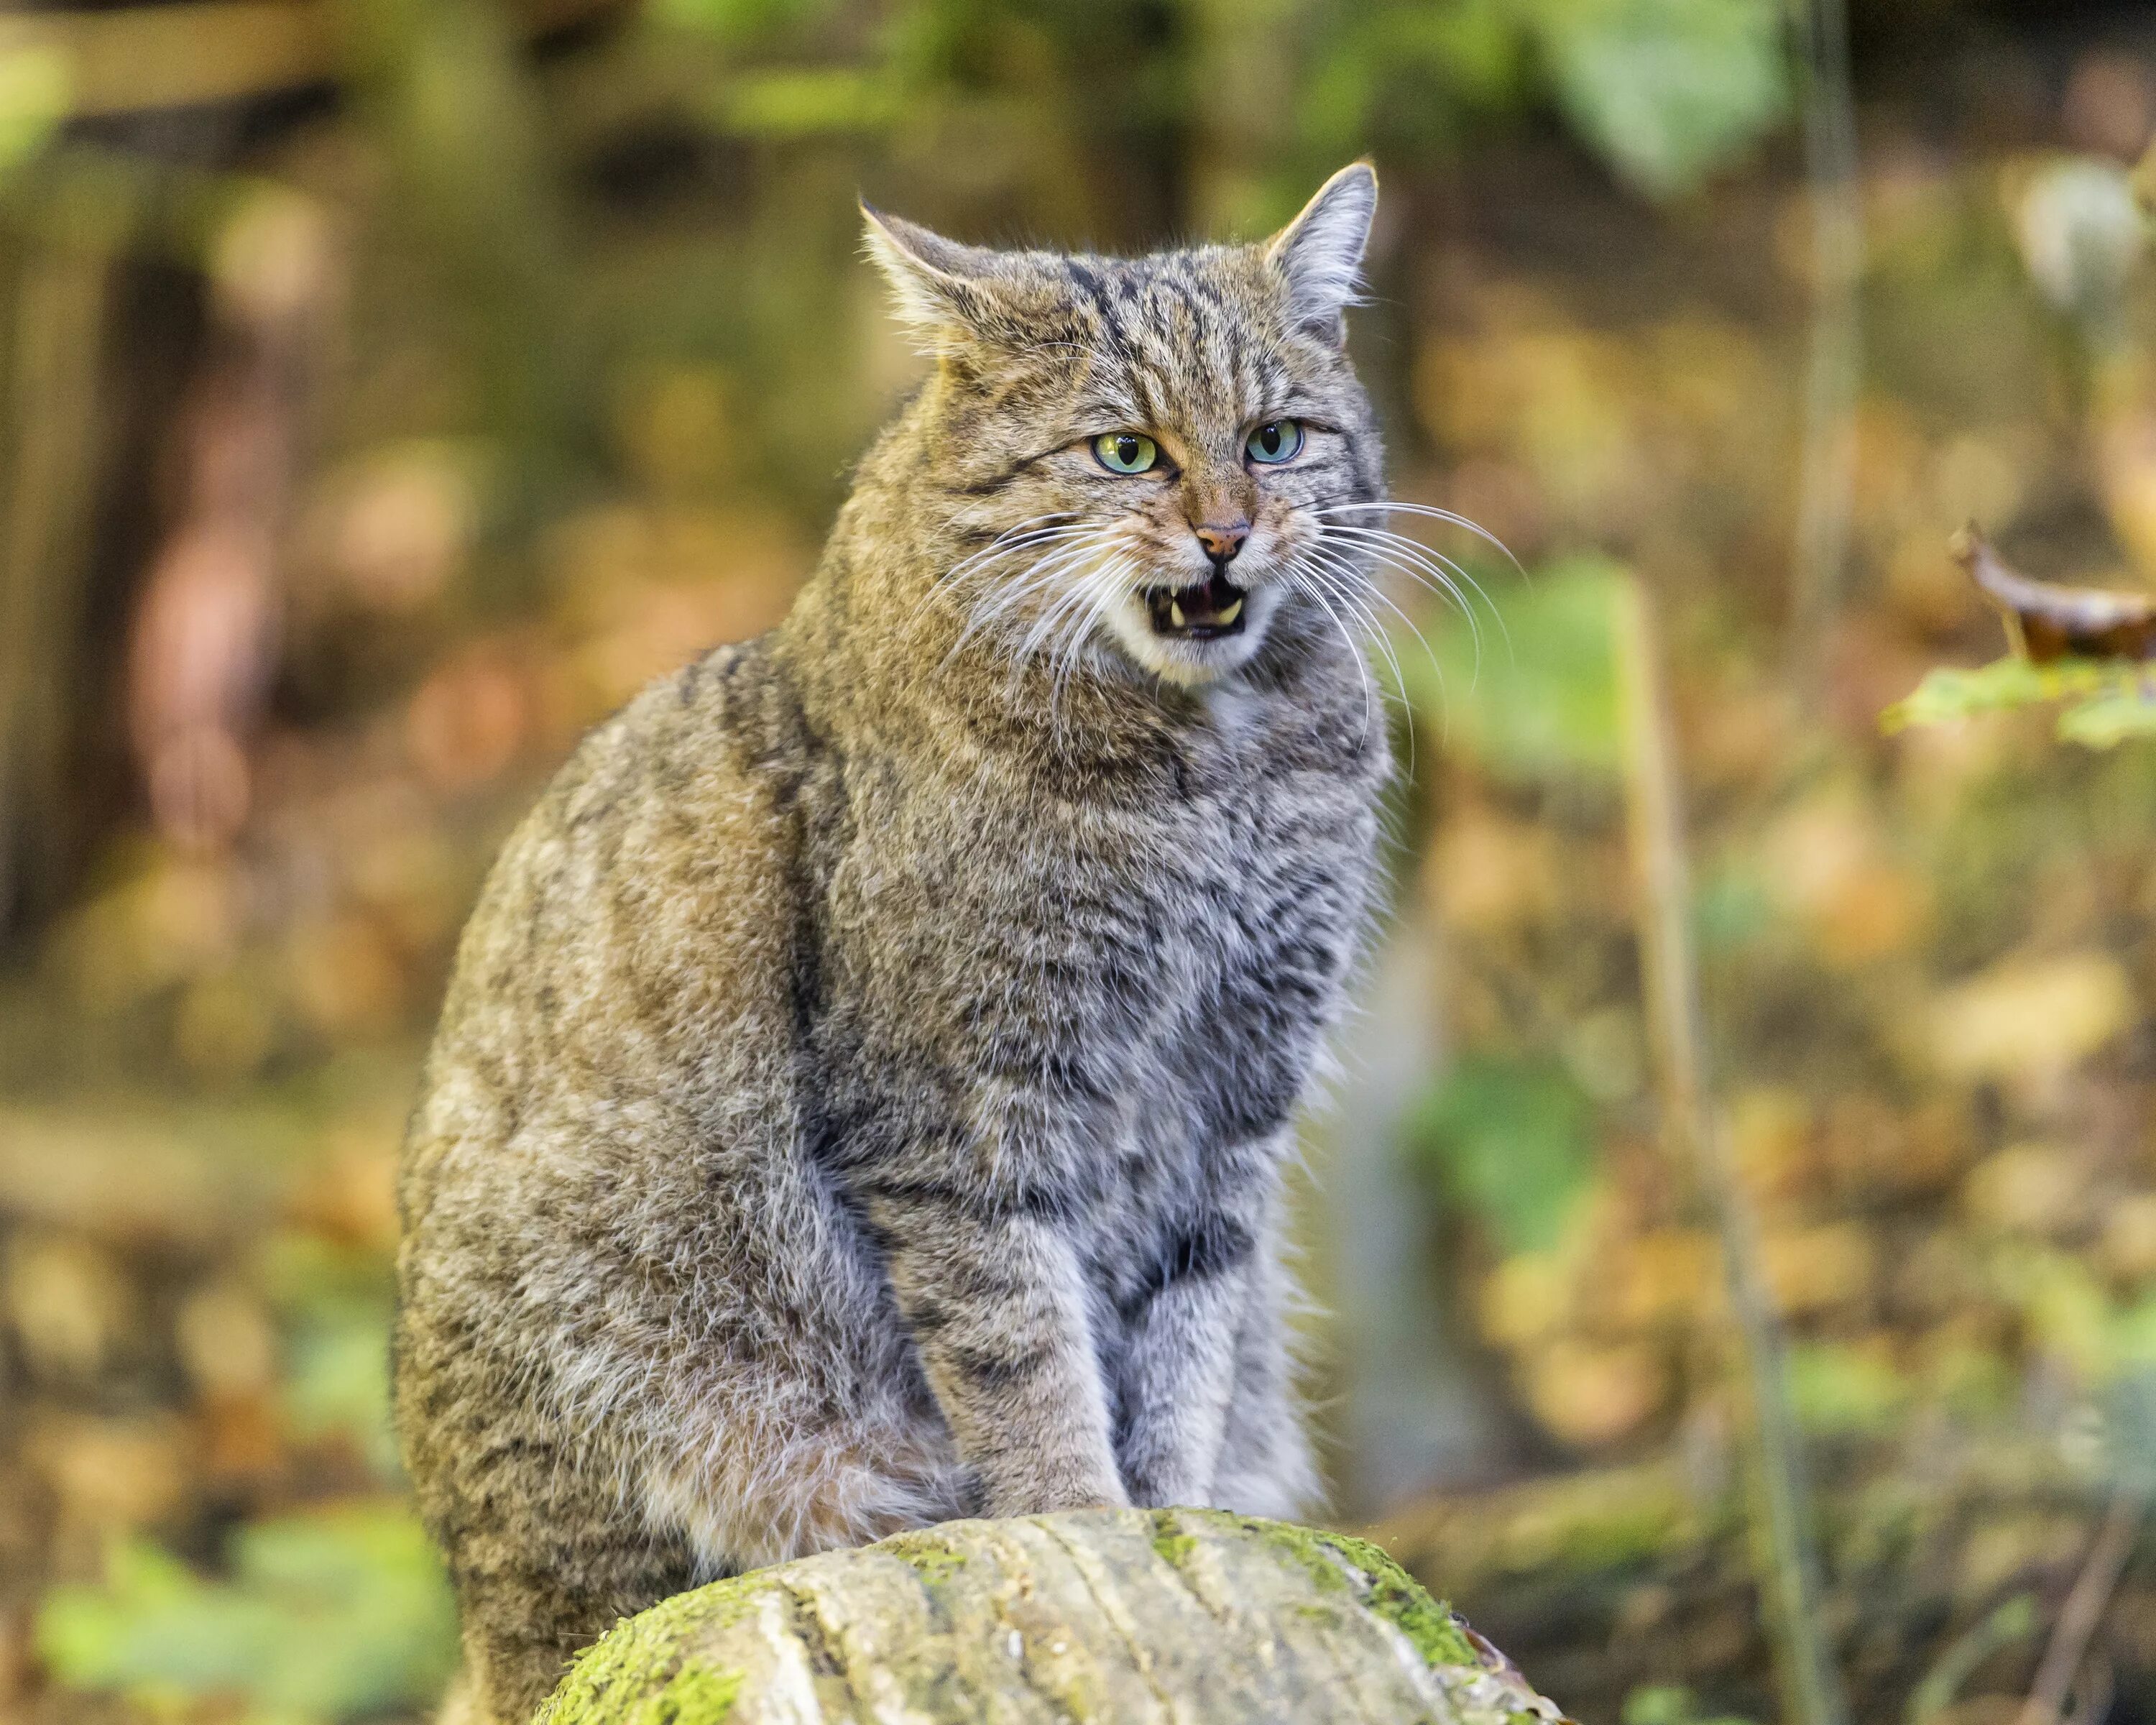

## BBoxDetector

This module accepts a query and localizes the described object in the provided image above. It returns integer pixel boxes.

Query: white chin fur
[1102,582,1281,687]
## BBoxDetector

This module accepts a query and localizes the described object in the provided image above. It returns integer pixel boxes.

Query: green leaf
[36,1504,456,1724]
[1622,1684,1756,1725]
[1623,1685,1701,1725]
[1404,1055,1596,1254]
[262,1233,402,1479]
[1904,1595,2039,1725]
[1530,0,1788,200]
[2104,1367,2156,1493]
[1881,656,2091,730]
[2058,678,2156,748]
[1294,0,1530,161]
[0,46,70,184]
[284,1300,400,1479]
[1692,862,1774,955]
[1882,655,2156,749]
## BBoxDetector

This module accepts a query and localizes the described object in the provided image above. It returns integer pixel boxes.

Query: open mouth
[1145,574,1246,640]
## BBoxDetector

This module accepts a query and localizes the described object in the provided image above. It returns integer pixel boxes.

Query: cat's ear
[860,203,1008,355]
[1263,162,1377,342]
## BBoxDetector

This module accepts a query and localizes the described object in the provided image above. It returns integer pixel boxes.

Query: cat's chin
[1104,580,1281,687]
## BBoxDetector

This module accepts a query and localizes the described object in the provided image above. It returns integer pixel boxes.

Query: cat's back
[399,633,821,1231]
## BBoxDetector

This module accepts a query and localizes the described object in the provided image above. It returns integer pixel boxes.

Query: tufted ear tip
[860,203,1018,355]
[1333,160,1378,199]
[1265,162,1379,340]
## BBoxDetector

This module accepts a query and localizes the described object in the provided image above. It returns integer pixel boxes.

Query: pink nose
[1194,523,1248,565]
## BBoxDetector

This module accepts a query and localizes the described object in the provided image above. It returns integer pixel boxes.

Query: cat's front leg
[859,1170,1127,1518]
[1210,1205,1320,1520]
[1113,1171,1278,1509]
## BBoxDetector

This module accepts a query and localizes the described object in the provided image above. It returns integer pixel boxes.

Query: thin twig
[2015,1487,2147,1725]
[1786,0,1864,691]
[1611,574,1848,1725]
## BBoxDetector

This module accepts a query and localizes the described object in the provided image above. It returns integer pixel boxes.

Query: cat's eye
[1245,420,1304,464]
[1093,432,1161,475]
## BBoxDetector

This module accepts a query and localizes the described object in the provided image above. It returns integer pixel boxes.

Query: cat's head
[865,165,1384,689]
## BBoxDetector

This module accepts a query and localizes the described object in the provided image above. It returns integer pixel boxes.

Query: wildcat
[394,162,1393,1724]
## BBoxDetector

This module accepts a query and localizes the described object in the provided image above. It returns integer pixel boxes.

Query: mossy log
[538,1508,1572,1724]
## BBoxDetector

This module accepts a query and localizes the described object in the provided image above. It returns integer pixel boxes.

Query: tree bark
[536,1507,1572,1725]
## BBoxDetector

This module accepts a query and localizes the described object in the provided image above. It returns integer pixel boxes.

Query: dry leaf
[1955,527,2156,662]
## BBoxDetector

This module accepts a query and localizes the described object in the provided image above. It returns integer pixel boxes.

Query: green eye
[1093,431,1160,475]
[1245,420,1304,464]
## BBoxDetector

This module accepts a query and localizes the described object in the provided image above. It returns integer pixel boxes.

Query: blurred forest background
[6,1,2156,1723]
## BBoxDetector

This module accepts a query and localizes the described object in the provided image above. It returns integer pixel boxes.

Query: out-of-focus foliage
[1534,0,1787,201]
[1621,1683,1756,1725]
[0,47,68,183]
[10,6,2156,1725]
[37,1512,456,1724]
[2015,155,2148,324]
[1399,556,1624,781]
[1406,1054,1598,1254]
[659,0,1789,203]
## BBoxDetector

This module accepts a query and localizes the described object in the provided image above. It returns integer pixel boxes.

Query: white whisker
[1287,545,1447,760]
[1317,511,1516,653]
[1279,566,1376,745]
[1299,548,1427,696]
[1048,557,1131,735]
[1313,499,1524,577]
[1316,523,1508,669]
[908,520,1100,643]
[956,534,1119,666]
[1010,548,1112,665]
[942,519,1090,586]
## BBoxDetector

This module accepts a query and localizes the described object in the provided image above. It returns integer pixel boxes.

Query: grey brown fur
[395,165,1393,1724]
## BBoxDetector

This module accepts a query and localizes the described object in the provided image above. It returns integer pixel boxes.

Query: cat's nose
[1193,523,1249,566]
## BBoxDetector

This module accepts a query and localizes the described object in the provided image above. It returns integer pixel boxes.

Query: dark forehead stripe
[1125,272,1258,435]
[1064,259,1135,364]
[942,241,1329,449]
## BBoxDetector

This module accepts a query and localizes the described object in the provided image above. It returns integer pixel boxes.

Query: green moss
[1231,1517,1352,1595]
[1309,1531,1478,1670]
[1204,1516,1478,1671]
[536,1576,760,1725]
[883,1535,969,1591]
[630,1663,742,1725]
[1148,1511,1198,1570]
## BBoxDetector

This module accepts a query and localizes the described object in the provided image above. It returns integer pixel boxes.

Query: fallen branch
[535,1509,1573,1725]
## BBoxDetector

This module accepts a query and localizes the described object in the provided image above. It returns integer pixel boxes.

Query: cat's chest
[832,703,1380,1061]
[1144,765,1360,967]
[1022,709,1378,993]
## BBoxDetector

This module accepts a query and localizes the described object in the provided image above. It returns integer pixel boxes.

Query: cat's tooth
[1169,599,1186,628]
[1217,597,1243,625]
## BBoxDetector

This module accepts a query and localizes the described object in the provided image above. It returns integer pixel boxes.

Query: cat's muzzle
[1145,573,1246,640]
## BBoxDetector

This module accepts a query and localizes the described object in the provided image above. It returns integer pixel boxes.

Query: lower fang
[1169,599,1187,627]
[1216,597,1243,625]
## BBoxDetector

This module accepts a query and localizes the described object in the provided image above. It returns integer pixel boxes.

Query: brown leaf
[1955,527,2156,663]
